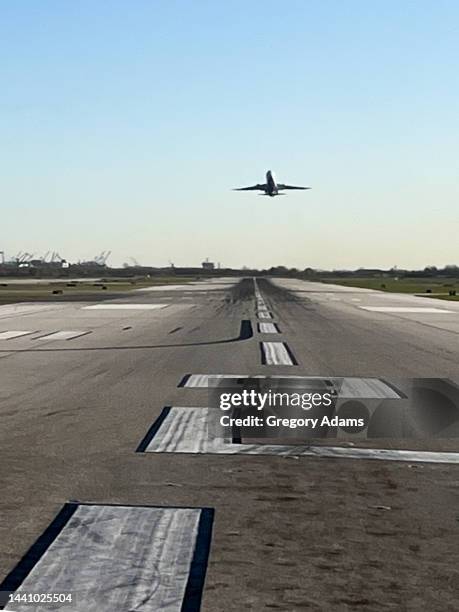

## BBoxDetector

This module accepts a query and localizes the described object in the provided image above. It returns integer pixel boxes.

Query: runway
[0,277,458,610]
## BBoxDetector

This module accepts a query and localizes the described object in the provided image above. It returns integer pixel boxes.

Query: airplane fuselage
[265,170,278,196]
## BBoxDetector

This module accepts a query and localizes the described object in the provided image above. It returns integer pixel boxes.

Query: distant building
[202,259,215,270]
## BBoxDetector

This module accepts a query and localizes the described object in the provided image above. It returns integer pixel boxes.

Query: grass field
[0,276,198,305]
[319,277,459,300]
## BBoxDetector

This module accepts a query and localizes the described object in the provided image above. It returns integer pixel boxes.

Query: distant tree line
[260,265,459,279]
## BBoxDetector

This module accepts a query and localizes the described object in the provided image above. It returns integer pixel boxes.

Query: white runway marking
[258,323,279,334]
[1,503,213,612]
[261,342,295,365]
[0,331,34,340]
[83,303,168,310]
[180,375,403,398]
[139,407,459,464]
[137,284,227,291]
[360,306,454,313]
[35,330,89,341]
[258,311,272,319]
[0,304,61,318]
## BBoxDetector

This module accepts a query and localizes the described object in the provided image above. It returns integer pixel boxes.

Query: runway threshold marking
[0,503,214,612]
[257,311,272,319]
[137,407,459,464]
[261,342,297,366]
[0,304,62,318]
[0,331,35,340]
[137,284,227,292]
[360,306,455,313]
[33,331,90,341]
[83,304,168,310]
[178,374,403,398]
[258,323,279,334]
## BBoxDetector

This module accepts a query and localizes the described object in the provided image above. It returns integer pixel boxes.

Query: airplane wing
[233,184,267,191]
[277,184,310,190]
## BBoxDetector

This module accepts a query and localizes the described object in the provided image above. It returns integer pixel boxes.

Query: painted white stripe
[261,342,294,365]
[35,330,88,341]
[181,375,402,398]
[83,304,168,310]
[258,322,279,334]
[142,407,459,464]
[258,311,272,319]
[0,331,34,340]
[137,284,196,291]
[0,304,61,319]
[2,504,208,612]
[137,284,226,291]
[151,407,210,453]
[360,306,454,313]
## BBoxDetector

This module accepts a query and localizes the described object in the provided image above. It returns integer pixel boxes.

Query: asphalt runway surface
[0,277,458,610]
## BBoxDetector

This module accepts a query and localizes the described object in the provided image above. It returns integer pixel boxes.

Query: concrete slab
[1,503,213,612]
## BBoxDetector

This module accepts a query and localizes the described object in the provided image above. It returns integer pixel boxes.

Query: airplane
[233,170,310,196]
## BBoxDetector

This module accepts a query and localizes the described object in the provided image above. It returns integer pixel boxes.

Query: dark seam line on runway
[136,407,172,452]
[168,326,183,334]
[178,374,192,387]
[260,343,266,365]
[0,319,254,353]
[181,508,215,612]
[0,502,78,606]
[230,407,242,444]
[284,343,299,365]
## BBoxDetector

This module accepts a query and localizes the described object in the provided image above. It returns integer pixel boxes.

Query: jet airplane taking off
[234,170,310,196]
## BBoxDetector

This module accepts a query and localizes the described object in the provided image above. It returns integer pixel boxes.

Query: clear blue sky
[1,1,458,269]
